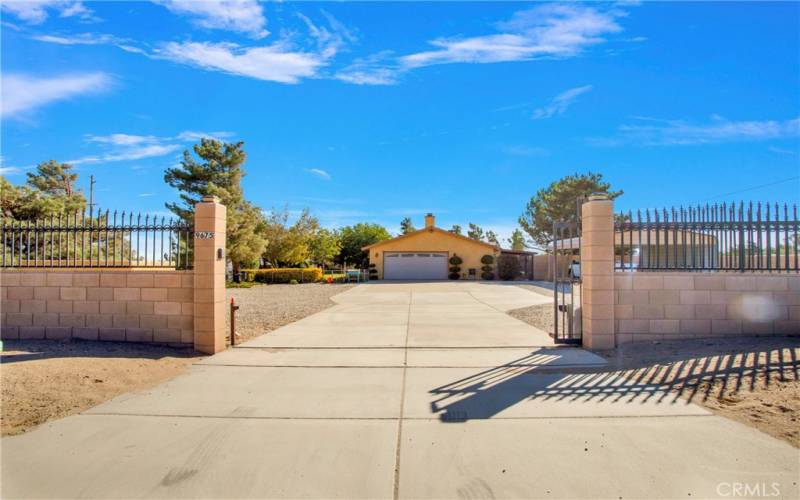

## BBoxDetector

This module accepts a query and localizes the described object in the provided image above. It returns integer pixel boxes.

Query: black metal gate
[552,219,582,344]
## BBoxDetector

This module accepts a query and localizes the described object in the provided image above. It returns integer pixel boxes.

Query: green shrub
[497,254,521,281]
[449,266,461,273]
[480,255,494,265]
[369,263,376,268]
[481,271,494,280]
[448,272,460,280]
[481,265,493,272]
[246,268,323,284]
[449,255,463,265]
[289,279,299,285]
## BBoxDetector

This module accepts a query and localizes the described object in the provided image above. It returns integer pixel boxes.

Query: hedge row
[245,268,324,284]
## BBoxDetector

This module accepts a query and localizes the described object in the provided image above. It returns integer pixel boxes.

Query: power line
[697,176,799,203]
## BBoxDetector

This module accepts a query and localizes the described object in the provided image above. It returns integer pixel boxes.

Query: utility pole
[88,175,96,215]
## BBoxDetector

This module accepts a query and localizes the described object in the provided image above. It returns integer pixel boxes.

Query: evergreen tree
[400,217,416,234]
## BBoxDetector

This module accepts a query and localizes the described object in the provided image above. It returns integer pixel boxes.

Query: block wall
[0,269,194,344]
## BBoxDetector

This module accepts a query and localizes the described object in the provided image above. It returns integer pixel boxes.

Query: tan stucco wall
[368,229,498,280]
[613,272,800,344]
[0,268,194,345]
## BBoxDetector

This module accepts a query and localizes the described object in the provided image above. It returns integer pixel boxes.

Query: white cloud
[175,130,235,141]
[1,72,113,118]
[1,1,96,24]
[86,133,159,146]
[156,41,326,84]
[307,168,332,180]
[532,84,593,119]
[138,193,155,197]
[500,145,549,156]
[617,116,800,145]
[69,144,180,165]
[335,51,400,85]
[768,146,797,156]
[155,0,268,38]
[400,4,623,69]
[0,167,23,175]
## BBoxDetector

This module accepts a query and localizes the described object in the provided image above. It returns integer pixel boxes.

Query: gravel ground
[1,341,199,436]
[508,284,556,334]
[226,283,355,342]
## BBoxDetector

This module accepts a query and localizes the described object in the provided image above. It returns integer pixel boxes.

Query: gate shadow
[430,337,800,422]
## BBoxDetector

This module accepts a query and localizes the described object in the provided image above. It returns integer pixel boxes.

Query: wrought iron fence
[1,210,193,269]
[615,202,798,273]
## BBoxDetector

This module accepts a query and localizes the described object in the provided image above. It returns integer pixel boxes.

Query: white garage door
[384,252,448,280]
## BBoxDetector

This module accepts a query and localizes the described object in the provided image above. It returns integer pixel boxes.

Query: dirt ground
[1,340,200,436]
[226,282,354,342]
[508,295,800,447]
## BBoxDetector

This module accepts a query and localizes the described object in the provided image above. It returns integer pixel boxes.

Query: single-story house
[362,214,499,280]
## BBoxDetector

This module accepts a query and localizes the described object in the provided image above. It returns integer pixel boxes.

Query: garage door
[384,252,448,280]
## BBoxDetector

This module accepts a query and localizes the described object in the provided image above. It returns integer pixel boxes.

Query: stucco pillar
[581,195,616,350]
[193,195,226,354]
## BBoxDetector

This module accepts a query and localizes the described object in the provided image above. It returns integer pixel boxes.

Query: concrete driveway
[3,282,798,499]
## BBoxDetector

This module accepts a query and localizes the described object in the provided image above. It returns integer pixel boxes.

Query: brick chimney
[425,213,435,229]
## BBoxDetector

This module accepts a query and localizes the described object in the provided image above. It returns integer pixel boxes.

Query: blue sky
[2,1,798,240]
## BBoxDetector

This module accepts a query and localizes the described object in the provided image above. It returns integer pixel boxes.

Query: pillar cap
[201,195,220,203]
[588,193,610,201]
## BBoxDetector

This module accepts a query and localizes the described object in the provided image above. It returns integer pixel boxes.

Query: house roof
[362,226,500,251]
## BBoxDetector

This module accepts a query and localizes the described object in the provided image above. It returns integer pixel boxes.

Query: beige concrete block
[632,275,663,290]
[113,287,141,301]
[168,315,192,330]
[614,274,632,290]
[100,273,127,287]
[193,299,224,318]
[181,273,194,288]
[695,304,727,320]
[634,304,664,319]
[73,300,99,314]
[60,287,87,301]
[127,273,154,288]
[100,301,126,314]
[614,304,633,319]
[582,245,614,261]
[664,304,695,320]
[45,326,71,339]
[20,273,46,286]
[725,276,756,291]
[756,276,788,291]
[154,301,182,315]
[181,329,194,344]
[34,286,60,300]
[86,314,113,328]
[712,319,741,335]
[59,314,86,328]
[650,319,680,334]
[680,290,710,305]
[773,292,800,306]
[789,277,800,291]
[141,288,168,301]
[154,273,181,288]
[0,287,5,300]
[154,328,181,343]
[6,313,33,326]
[125,328,153,342]
[73,327,99,340]
[86,287,113,301]
[47,300,73,313]
[32,313,59,327]
[112,315,140,328]
[46,273,73,287]
[181,302,194,315]
[126,301,154,315]
[789,306,800,321]
[2,299,21,313]
[8,287,34,300]
[663,275,694,290]
[649,290,680,305]
[710,291,737,305]
[167,287,193,302]
[1,272,21,286]
[616,290,650,305]
[1,325,20,340]
[19,326,45,339]
[583,289,614,305]
[694,275,726,290]
[582,274,614,291]
[583,318,614,335]
[193,273,215,289]
[680,319,711,336]
[741,321,774,335]
[615,333,633,344]
[19,299,46,313]
[99,328,125,341]
[584,333,614,350]
[73,273,100,287]
[141,315,169,329]
[775,320,800,335]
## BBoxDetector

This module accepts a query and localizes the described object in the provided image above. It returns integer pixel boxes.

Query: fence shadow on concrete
[429,337,800,422]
